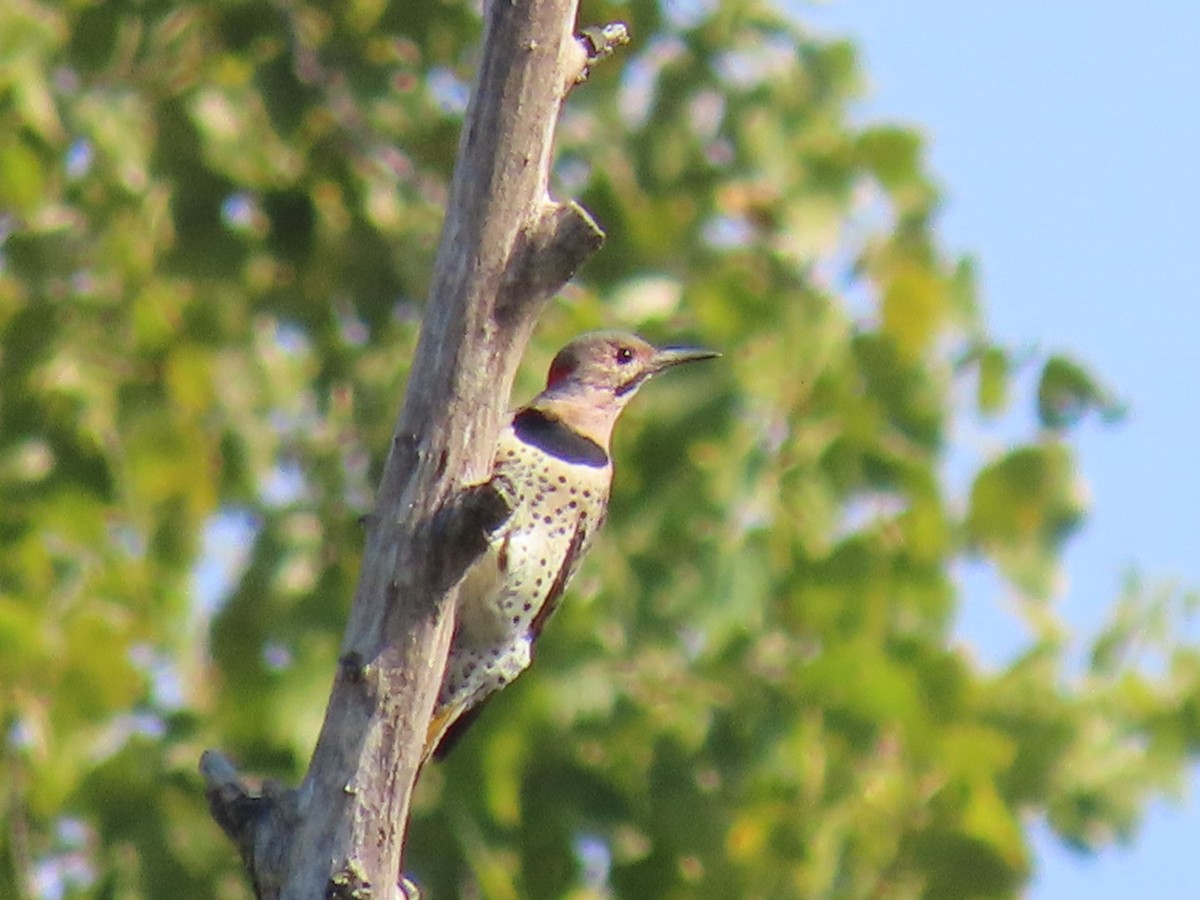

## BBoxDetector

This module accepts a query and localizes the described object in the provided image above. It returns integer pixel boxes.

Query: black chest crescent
[512,408,609,468]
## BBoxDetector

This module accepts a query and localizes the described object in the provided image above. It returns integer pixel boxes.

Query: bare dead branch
[203,2,630,898]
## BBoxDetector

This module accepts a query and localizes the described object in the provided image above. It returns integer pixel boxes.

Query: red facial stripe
[547,353,577,388]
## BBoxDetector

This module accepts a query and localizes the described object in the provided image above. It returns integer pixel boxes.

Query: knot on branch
[429,478,515,592]
[497,202,604,323]
[327,859,372,899]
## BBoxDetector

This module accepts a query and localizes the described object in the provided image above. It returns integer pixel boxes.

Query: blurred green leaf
[977,345,1011,416]
[967,444,1087,599]
[1037,355,1126,429]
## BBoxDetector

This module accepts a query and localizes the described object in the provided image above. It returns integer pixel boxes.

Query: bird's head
[546,331,717,399]
[534,331,718,440]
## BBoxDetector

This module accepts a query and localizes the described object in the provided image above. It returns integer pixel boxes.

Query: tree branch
[203,3,628,898]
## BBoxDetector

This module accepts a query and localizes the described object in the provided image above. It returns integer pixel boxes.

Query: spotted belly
[437,437,608,713]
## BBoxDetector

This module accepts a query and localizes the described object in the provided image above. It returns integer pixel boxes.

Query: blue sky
[806,3,1200,896]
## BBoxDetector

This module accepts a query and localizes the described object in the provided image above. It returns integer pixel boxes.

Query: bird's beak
[649,345,721,373]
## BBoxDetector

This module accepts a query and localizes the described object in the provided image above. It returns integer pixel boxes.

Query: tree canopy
[1,0,1194,898]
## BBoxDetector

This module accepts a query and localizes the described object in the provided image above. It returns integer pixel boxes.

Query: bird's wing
[529,514,590,642]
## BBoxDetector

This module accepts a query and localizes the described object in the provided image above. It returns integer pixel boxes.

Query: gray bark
[201,4,627,897]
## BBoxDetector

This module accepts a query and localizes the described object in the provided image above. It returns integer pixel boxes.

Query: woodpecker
[425,331,718,760]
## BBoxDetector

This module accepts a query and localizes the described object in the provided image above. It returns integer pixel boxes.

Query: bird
[424,331,718,761]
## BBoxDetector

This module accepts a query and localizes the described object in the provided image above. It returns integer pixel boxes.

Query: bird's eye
[615,347,634,365]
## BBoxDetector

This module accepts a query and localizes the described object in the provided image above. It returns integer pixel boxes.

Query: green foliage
[1,0,1194,898]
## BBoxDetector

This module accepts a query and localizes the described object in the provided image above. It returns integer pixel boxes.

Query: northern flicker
[425,331,718,760]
